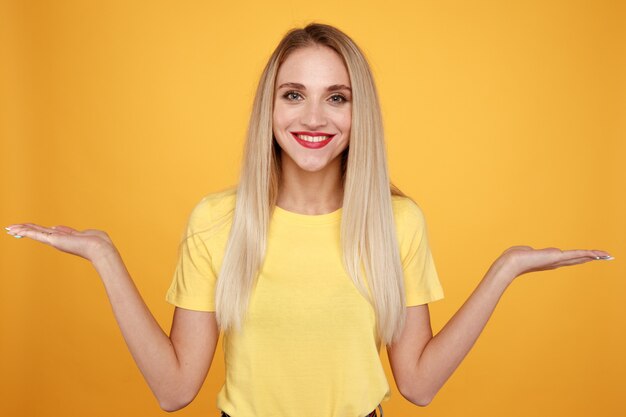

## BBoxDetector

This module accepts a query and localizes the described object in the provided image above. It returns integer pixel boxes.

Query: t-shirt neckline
[272,204,342,225]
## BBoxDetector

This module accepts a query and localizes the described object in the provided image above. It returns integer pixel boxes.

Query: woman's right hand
[5,223,117,262]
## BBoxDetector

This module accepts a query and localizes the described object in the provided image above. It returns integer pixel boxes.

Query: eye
[283,91,303,101]
[329,94,348,104]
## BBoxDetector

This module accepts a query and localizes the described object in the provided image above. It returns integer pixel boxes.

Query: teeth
[297,134,330,142]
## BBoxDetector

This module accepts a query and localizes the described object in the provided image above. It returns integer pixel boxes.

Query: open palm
[496,245,612,279]
[6,223,116,262]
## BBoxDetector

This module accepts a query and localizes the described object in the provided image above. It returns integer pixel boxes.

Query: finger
[522,256,596,273]
[51,225,79,234]
[589,249,612,259]
[6,225,56,244]
[7,223,53,232]
[23,223,61,234]
[5,225,22,237]
[6,224,32,238]
[559,249,608,261]
[550,256,597,268]
[7,224,67,240]
[22,224,73,241]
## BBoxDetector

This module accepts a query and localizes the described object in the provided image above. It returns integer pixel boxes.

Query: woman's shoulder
[391,194,425,219]
[197,185,237,208]
[390,194,428,237]
[186,185,237,234]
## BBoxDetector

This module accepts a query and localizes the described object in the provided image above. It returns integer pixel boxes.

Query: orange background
[1,1,624,416]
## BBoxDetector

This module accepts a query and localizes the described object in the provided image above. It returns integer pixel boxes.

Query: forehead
[276,45,350,87]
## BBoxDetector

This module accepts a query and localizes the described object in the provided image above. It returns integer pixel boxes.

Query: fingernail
[13,235,22,239]
[4,227,12,231]
[596,255,614,260]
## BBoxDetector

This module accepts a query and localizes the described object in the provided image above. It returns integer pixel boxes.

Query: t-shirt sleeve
[165,201,217,312]
[400,200,444,306]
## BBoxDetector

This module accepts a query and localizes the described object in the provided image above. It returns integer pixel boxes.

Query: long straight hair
[215,23,409,346]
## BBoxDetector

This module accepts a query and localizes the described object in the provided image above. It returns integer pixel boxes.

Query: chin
[296,163,328,173]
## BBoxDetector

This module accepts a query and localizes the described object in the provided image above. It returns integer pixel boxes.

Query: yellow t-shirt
[165,187,444,417]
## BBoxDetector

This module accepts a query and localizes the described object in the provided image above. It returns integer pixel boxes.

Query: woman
[5,23,612,417]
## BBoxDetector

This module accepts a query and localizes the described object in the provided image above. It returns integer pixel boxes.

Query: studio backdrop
[0,1,623,416]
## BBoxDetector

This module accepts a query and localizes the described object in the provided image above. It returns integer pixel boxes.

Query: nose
[300,100,327,129]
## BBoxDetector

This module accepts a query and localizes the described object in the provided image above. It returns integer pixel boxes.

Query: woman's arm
[93,248,219,411]
[6,223,219,411]
[387,246,612,406]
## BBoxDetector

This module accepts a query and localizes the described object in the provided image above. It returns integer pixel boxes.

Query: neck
[276,156,344,215]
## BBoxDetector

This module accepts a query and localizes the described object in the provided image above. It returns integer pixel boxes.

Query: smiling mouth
[290,132,335,148]
[290,132,336,142]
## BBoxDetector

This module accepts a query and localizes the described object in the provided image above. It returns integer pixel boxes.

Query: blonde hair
[215,22,410,346]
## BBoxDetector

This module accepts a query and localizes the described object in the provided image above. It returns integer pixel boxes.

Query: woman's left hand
[492,246,613,281]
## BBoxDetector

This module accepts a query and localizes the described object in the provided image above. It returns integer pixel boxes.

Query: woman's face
[273,45,352,175]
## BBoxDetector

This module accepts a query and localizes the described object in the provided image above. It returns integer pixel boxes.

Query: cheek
[272,109,292,147]
[340,112,352,133]
[272,105,279,129]
[273,105,293,131]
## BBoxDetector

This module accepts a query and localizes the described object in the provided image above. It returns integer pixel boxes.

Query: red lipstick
[290,132,335,149]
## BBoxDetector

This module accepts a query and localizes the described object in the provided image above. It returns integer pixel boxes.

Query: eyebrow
[277,82,352,92]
